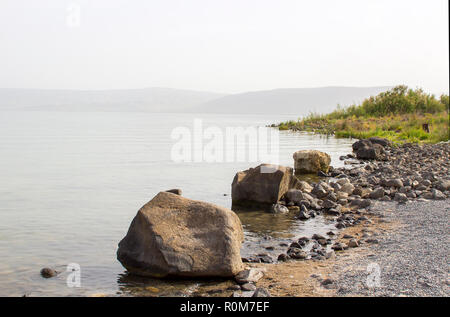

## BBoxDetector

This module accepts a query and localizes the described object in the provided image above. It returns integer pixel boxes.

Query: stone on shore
[235,268,265,284]
[384,179,404,188]
[117,192,244,278]
[293,150,331,175]
[436,180,450,192]
[252,288,271,297]
[394,193,408,203]
[232,164,300,207]
[298,181,314,193]
[369,187,385,199]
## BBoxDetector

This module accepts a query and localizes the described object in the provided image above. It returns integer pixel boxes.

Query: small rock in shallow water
[270,204,289,214]
[312,233,326,241]
[296,210,310,220]
[40,268,57,278]
[258,255,274,263]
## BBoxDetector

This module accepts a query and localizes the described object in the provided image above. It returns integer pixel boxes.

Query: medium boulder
[293,150,331,175]
[356,143,386,160]
[232,164,300,207]
[353,138,389,160]
[286,189,314,205]
[117,192,244,278]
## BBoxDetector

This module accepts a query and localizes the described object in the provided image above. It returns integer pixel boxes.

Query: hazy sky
[0,0,448,94]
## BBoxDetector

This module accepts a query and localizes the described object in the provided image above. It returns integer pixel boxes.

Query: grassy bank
[275,86,449,144]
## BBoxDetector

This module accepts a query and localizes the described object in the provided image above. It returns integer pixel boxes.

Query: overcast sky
[0,0,448,94]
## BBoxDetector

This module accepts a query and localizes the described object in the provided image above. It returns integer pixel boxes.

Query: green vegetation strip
[274,86,449,144]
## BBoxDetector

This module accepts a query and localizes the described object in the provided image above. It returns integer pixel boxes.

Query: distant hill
[0,87,225,112]
[0,86,393,114]
[193,86,393,115]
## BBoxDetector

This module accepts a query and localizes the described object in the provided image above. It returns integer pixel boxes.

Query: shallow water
[0,111,353,296]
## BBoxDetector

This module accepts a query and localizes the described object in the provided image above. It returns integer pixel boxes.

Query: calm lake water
[0,111,354,296]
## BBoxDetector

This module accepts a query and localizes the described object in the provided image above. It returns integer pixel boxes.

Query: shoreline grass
[274,86,449,144]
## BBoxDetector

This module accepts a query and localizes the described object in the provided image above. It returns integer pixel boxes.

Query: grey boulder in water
[117,192,244,278]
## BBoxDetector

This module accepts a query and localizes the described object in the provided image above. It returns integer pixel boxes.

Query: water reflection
[234,209,299,238]
[117,272,232,297]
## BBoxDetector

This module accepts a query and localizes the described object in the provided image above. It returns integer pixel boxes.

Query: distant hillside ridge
[0,87,226,112]
[193,86,393,115]
[0,86,393,114]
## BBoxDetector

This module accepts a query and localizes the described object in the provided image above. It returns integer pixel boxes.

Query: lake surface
[0,111,354,296]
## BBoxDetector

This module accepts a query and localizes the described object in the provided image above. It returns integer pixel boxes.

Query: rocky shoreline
[222,139,450,297]
[40,138,449,297]
[233,140,449,264]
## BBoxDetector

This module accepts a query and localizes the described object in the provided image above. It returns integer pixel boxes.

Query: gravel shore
[332,199,450,297]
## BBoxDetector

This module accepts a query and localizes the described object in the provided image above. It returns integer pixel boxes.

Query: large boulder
[232,164,300,207]
[117,192,244,278]
[293,150,331,175]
